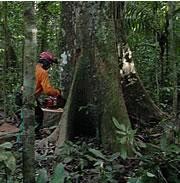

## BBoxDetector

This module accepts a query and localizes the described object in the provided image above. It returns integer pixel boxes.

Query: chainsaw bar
[41,108,64,113]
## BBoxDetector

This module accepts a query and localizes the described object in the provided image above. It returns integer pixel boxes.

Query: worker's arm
[41,72,61,96]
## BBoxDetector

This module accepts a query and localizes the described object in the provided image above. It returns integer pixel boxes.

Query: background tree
[38,2,49,52]
[2,2,8,119]
[113,2,166,127]
[168,2,177,116]
[1,2,18,119]
[0,2,24,118]
[168,2,179,141]
[125,1,179,113]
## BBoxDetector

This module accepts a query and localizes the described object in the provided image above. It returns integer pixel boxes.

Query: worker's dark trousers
[35,105,43,134]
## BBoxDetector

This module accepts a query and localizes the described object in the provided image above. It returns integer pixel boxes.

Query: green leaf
[120,147,127,160]
[0,150,16,174]
[0,150,8,161]
[160,133,167,151]
[63,157,73,164]
[51,163,65,183]
[7,176,14,183]
[93,160,104,167]
[132,147,142,157]
[84,154,97,162]
[88,148,106,160]
[146,172,156,177]
[0,142,13,149]
[120,136,127,144]
[37,169,48,183]
[128,177,143,183]
[112,117,126,131]
[108,152,120,161]
[136,139,147,148]
[4,152,16,173]
[116,131,126,135]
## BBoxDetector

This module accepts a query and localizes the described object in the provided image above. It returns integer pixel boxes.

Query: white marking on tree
[32,28,37,43]
[61,51,68,65]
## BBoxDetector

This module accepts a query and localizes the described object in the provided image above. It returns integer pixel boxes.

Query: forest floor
[11,137,138,183]
[0,122,19,144]
[0,115,179,183]
[0,122,18,133]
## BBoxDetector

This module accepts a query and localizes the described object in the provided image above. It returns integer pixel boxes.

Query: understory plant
[128,143,180,183]
[54,140,126,183]
[0,142,16,183]
[112,117,146,160]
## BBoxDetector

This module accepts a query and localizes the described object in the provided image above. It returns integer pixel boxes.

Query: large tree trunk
[22,2,37,183]
[114,2,167,126]
[60,2,77,99]
[52,2,132,154]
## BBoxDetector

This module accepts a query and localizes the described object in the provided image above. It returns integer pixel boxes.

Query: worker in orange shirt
[35,51,63,135]
[35,51,61,97]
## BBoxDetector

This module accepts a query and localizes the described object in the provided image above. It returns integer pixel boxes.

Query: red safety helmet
[40,51,57,63]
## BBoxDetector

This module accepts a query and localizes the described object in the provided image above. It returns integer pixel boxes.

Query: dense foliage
[0,2,179,115]
[126,1,179,111]
[0,1,179,183]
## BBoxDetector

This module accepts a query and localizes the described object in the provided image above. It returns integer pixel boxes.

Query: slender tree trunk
[169,2,177,117]
[22,2,37,183]
[3,1,8,119]
[153,2,160,104]
[168,1,179,142]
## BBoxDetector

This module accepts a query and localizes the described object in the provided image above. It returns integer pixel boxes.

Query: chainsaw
[42,96,66,109]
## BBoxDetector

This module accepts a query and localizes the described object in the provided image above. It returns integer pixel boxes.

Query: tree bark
[2,1,8,119]
[22,2,37,183]
[60,2,77,99]
[38,2,49,52]
[53,2,132,154]
[169,2,177,116]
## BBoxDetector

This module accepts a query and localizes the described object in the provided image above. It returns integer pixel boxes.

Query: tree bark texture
[54,2,132,153]
[38,2,49,52]
[22,2,37,183]
[168,2,177,116]
[2,1,8,118]
[60,2,77,99]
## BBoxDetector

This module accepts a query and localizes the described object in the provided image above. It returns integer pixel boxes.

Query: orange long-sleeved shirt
[35,64,60,97]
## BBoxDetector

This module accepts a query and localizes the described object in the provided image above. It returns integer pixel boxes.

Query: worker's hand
[57,88,62,95]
